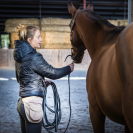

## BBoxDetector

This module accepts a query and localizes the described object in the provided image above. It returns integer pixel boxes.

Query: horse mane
[87,10,125,34]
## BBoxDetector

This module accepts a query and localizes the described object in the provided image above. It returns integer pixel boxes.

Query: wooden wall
[0,49,91,70]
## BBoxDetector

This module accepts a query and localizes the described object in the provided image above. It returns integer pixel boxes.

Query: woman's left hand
[45,80,51,87]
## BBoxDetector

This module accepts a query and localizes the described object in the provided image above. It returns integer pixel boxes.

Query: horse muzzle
[72,52,84,63]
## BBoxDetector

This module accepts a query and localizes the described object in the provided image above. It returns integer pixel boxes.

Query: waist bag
[22,96,43,123]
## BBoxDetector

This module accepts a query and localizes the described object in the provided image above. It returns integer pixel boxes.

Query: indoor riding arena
[0,0,132,133]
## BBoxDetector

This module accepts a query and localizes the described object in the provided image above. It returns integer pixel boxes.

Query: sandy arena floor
[0,68,124,133]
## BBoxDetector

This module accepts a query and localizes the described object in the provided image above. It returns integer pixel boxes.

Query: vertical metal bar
[40,0,41,19]
[39,0,41,30]
[128,0,131,24]
[83,0,86,9]
[124,0,126,19]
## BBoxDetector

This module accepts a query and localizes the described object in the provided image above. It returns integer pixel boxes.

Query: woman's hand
[45,80,51,87]
[69,62,74,72]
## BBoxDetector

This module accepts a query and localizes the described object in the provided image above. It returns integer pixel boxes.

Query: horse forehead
[71,9,81,22]
[69,9,83,29]
[75,9,81,15]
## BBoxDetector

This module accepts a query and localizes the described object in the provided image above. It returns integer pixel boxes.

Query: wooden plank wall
[0,49,91,70]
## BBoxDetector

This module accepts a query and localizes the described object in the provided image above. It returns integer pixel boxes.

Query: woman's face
[28,29,42,49]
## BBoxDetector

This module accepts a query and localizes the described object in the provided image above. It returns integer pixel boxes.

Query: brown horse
[68,1,133,133]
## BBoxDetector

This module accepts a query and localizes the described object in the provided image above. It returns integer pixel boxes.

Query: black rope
[64,55,72,62]
[64,74,71,133]
[42,76,71,133]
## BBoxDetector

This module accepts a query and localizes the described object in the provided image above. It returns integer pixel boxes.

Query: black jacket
[14,40,71,98]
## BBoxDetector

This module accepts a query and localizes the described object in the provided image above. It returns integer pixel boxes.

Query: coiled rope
[42,74,71,133]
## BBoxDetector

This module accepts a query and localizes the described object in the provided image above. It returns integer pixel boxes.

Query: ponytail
[16,24,39,41]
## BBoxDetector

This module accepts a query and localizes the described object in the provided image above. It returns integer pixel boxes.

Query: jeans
[17,98,42,133]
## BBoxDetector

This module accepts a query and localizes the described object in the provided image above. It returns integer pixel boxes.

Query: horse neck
[77,20,105,59]
[102,27,123,46]
[77,17,122,60]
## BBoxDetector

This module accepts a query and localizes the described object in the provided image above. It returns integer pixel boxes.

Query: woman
[14,24,74,133]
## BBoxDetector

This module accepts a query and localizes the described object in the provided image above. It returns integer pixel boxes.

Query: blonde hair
[16,24,39,41]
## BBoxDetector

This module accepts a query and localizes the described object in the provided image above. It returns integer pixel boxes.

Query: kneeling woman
[14,24,74,133]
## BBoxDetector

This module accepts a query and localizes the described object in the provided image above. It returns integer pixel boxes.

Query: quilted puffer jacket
[14,40,71,98]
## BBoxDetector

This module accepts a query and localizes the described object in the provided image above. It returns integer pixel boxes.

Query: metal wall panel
[0,0,128,34]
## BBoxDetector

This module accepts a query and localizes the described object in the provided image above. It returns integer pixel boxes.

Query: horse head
[68,1,125,61]
[67,1,93,63]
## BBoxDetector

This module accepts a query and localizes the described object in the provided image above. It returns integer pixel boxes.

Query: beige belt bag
[22,96,43,123]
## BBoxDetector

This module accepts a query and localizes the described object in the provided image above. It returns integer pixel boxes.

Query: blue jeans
[17,98,42,133]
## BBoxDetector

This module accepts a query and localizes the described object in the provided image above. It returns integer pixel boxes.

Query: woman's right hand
[69,63,74,72]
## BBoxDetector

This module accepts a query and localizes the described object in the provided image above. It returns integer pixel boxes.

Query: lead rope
[42,74,71,133]
[42,81,61,133]
[64,73,71,133]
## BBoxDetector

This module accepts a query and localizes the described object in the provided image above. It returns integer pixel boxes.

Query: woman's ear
[27,38,31,44]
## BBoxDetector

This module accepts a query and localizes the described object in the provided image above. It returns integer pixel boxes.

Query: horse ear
[87,1,93,11]
[68,0,76,17]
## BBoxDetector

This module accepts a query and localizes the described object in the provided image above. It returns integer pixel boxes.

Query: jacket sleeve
[32,53,71,79]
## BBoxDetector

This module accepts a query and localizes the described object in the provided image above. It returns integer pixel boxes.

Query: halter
[65,9,90,62]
